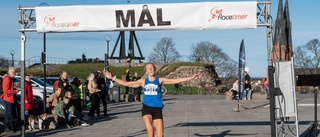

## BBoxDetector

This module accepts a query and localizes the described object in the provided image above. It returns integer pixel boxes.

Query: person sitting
[65,92,89,127]
[46,87,62,129]
[55,97,70,128]
[231,79,239,100]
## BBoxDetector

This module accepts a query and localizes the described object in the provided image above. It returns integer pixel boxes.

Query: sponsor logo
[42,15,80,30]
[208,8,248,22]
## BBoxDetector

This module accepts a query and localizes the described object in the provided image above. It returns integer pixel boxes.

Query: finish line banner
[35,1,257,33]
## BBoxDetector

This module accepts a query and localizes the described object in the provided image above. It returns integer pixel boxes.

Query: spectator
[104,63,202,137]
[95,70,108,116]
[55,97,70,128]
[65,92,89,127]
[87,73,101,118]
[46,87,62,129]
[71,77,85,116]
[132,72,142,102]
[82,53,87,62]
[262,77,269,99]
[0,76,2,96]
[173,83,180,95]
[244,71,251,82]
[243,80,252,100]
[104,71,111,102]
[1,67,18,133]
[125,69,131,94]
[231,79,239,100]
[58,71,71,97]
[123,69,131,102]
[24,74,34,124]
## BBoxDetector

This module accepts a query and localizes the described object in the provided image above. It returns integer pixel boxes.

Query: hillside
[8,62,218,94]
[57,63,145,80]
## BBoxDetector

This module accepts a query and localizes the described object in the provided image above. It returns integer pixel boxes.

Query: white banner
[275,60,297,117]
[35,1,257,33]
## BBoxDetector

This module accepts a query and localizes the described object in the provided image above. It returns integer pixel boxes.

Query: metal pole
[20,32,26,137]
[266,0,276,135]
[107,41,109,71]
[43,33,47,112]
[11,55,14,67]
[314,87,318,136]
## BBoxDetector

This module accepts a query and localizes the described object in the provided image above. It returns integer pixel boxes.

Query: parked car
[0,94,44,121]
[39,77,74,86]
[0,94,44,132]
[14,76,54,100]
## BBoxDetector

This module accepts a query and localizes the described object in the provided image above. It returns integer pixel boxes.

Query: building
[272,0,293,62]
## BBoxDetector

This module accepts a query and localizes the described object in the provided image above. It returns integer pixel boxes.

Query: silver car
[14,76,54,100]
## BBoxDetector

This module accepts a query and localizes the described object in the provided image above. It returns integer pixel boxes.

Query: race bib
[144,84,158,95]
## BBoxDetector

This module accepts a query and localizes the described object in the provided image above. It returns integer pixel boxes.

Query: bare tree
[189,41,237,79]
[148,37,181,63]
[0,56,9,68]
[294,39,320,74]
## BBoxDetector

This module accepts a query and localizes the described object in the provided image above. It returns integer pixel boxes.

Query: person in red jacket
[1,67,18,133]
[24,75,34,123]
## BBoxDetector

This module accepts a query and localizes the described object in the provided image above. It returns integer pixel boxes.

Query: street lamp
[10,50,14,67]
[105,35,111,71]
[127,49,133,78]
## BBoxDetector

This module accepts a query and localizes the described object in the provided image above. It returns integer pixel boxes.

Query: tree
[0,56,9,68]
[148,37,181,63]
[294,38,320,74]
[189,41,237,79]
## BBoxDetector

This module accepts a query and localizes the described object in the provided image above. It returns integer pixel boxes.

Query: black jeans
[74,98,84,115]
[134,87,142,101]
[4,101,13,130]
[232,90,238,100]
[99,92,107,115]
[88,93,100,117]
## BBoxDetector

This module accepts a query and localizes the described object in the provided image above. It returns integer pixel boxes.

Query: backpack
[53,80,59,92]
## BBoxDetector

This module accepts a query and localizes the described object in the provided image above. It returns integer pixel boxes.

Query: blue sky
[0,0,319,77]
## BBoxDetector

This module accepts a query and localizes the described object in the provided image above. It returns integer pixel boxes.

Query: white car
[39,76,74,86]
[14,76,54,100]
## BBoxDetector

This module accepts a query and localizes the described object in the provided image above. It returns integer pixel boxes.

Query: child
[55,97,70,128]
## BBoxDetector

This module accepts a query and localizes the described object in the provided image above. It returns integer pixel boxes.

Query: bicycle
[161,85,167,95]
[197,82,218,95]
[173,83,192,94]
[214,84,229,95]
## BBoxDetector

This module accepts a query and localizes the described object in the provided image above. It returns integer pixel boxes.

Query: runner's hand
[192,72,202,80]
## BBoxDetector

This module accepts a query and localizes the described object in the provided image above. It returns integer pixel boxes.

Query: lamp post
[10,50,14,67]
[127,49,134,81]
[105,35,111,71]
[39,3,49,124]
[127,49,133,78]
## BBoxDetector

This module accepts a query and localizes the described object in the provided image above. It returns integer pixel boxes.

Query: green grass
[118,84,200,95]
[57,63,145,80]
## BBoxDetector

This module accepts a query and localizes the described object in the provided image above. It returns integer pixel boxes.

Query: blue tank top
[142,77,163,108]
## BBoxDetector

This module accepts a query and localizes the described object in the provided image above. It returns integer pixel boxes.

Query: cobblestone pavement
[5,94,320,137]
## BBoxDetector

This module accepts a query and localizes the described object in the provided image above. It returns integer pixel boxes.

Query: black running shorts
[141,104,163,120]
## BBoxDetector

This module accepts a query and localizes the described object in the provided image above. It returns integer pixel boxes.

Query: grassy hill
[57,63,144,80]
[57,62,212,94]
[2,62,213,94]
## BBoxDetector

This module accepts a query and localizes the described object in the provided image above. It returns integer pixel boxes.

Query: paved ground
[5,94,320,137]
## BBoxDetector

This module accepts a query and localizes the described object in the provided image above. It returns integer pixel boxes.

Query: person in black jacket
[125,69,131,94]
[132,72,141,102]
[244,71,251,82]
[95,70,107,116]
[58,71,71,98]
[243,80,252,100]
